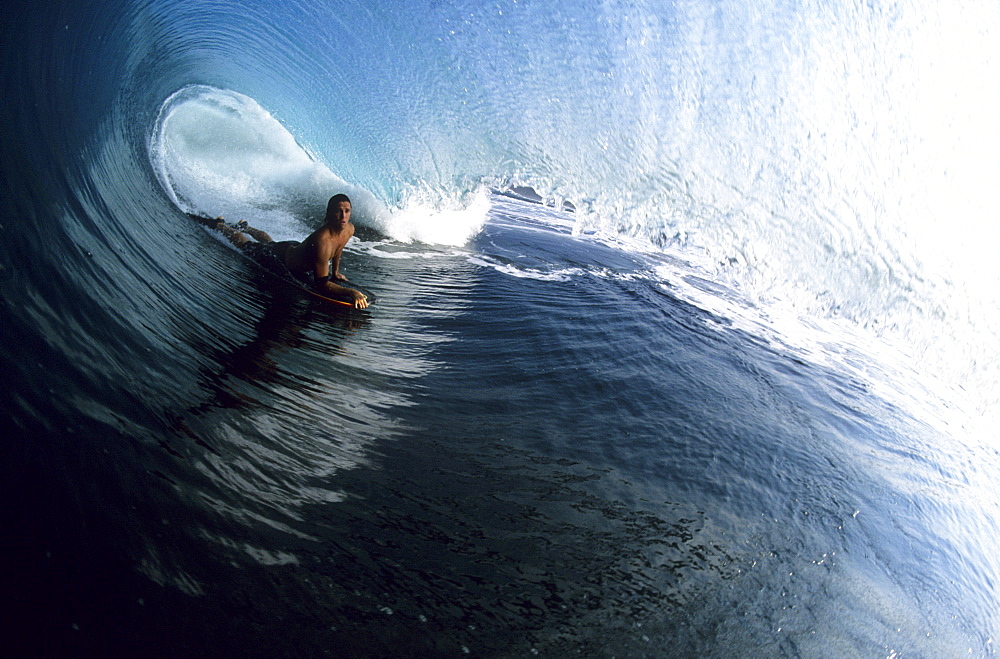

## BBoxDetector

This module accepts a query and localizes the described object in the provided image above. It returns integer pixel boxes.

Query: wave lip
[149,85,366,237]
[149,85,488,246]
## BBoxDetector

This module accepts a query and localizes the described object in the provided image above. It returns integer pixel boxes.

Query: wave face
[2,0,998,655]
[145,0,1000,419]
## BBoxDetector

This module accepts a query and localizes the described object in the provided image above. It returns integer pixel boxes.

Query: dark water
[2,0,998,656]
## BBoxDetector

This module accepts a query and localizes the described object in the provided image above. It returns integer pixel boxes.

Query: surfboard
[264,265,374,309]
[191,213,373,309]
[242,246,374,309]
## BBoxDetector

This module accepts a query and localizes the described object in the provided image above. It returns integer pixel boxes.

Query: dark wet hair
[327,194,351,213]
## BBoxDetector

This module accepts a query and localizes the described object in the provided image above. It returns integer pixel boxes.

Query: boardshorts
[241,240,308,282]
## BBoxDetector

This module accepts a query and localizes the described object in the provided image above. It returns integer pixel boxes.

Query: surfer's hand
[334,272,349,282]
[352,291,369,309]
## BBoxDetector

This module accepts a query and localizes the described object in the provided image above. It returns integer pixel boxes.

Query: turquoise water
[2,0,998,655]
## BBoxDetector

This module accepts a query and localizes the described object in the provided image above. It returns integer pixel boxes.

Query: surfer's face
[329,201,351,229]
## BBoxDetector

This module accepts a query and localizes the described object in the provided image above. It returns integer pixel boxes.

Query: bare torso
[285,199,366,307]
[283,223,353,278]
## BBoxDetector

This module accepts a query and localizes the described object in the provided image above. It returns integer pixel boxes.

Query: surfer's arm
[329,224,354,281]
[311,238,367,308]
[315,278,369,309]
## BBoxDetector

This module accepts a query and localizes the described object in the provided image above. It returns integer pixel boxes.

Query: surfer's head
[326,194,352,229]
[328,193,351,210]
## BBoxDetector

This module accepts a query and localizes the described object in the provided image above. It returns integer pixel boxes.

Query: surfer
[195,194,369,309]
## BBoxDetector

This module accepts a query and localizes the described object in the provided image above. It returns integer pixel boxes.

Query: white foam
[150,86,380,237]
[381,186,490,246]
[467,255,585,281]
[151,85,491,247]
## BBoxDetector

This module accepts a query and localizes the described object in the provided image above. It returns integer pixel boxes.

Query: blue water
[3,0,999,656]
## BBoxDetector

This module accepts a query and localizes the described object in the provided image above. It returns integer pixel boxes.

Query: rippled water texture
[2,0,998,656]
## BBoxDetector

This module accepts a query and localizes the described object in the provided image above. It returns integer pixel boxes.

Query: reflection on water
[155,238,470,552]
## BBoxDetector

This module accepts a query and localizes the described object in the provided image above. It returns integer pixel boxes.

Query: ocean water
[2,0,998,656]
